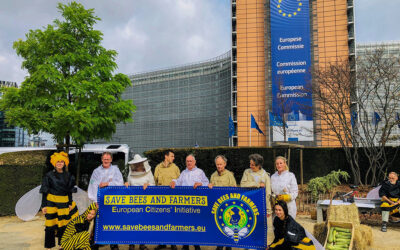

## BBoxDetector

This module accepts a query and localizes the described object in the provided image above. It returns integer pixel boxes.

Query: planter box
[324,220,354,250]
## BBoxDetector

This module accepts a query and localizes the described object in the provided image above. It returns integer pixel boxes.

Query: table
[316,198,381,223]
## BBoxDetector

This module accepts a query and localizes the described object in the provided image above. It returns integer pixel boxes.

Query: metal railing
[296,190,331,213]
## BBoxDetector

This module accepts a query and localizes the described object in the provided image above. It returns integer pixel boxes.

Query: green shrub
[0,150,54,167]
[0,164,44,216]
[307,170,350,201]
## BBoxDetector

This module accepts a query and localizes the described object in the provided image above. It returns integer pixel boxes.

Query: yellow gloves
[277,194,291,202]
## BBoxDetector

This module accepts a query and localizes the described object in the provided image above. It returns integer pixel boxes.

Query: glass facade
[108,52,232,154]
[356,42,400,147]
[0,81,29,147]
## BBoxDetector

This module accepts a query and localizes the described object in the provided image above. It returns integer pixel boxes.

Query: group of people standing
[40,150,315,250]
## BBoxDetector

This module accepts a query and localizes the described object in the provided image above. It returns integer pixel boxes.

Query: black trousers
[44,227,65,249]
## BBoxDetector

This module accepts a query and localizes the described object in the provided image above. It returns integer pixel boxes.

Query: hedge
[0,150,54,167]
[144,146,400,185]
[0,150,54,216]
[0,150,126,216]
[0,164,44,216]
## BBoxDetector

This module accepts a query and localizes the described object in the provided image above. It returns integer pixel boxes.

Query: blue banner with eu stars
[95,186,267,248]
[270,0,314,142]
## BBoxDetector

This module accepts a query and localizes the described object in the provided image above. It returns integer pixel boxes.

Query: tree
[312,47,400,185]
[0,2,135,152]
[353,47,400,185]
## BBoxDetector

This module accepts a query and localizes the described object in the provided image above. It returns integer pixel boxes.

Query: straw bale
[327,203,360,225]
[352,224,373,250]
[313,222,327,245]
[353,228,365,250]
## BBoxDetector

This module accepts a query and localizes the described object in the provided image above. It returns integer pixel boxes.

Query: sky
[0,0,399,84]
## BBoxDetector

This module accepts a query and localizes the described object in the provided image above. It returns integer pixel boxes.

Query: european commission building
[109,52,231,154]
[106,0,359,154]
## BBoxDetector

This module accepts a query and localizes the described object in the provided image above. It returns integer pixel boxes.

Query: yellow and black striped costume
[269,216,315,250]
[40,170,79,248]
[61,203,97,250]
[381,197,400,215]
[379,179,400,216]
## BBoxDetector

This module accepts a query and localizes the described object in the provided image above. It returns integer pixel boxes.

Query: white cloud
[0,51,25,84]
[355,0,400,43]
[176,0,197,18]
[186,35,207,57]
[0,55,6,63]
[0,0,398,84]
[0,0,230,80]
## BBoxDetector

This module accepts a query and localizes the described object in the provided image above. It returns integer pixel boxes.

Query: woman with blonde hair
[270,156,298,218]
[40,151,79,249]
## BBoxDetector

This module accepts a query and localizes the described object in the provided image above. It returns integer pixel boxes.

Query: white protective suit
[127,161,155,186]
[88,165,124,203]
[271,170,298,219]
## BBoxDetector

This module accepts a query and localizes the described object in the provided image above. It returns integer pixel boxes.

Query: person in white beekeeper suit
[124,154,155,250]
[271,156,298,219]
[88,152,124,250]
[125,154,155,189]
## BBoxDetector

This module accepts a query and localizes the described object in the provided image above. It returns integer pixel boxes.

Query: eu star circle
[277,0,302,18]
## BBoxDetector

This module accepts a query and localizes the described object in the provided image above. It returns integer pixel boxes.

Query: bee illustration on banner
[212,193,259,243]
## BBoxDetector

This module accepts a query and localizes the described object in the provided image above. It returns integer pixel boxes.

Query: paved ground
[0,214,399,250]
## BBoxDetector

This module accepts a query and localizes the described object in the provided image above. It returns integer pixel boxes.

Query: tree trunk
[65,133,70,153]
[64,133,70,172]
[76,146,82,186]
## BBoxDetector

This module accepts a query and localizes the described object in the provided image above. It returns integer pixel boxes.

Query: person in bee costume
[379,171,400,232]
[40,151,79,249]
[60,203,98,250]
[267,201,315,250]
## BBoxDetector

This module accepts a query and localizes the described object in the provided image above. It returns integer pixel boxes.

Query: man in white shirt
[88,152,124,203]
[88,152,124,250]
[170,154,209,250]
[170,154,209,189]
